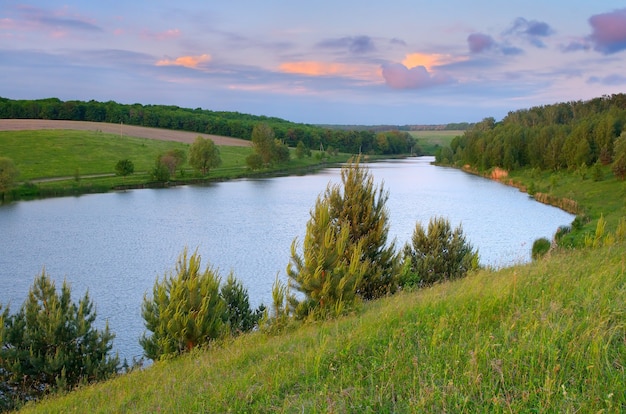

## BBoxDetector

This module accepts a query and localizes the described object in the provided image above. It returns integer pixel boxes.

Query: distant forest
[0,97,420,156]
[438,93,626,174]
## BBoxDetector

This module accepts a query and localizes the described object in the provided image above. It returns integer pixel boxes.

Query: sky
[1,1,626,125]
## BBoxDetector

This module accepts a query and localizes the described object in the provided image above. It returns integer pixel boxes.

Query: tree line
[436,93,626,178]
[0,159,476,411]
[0,97,418,156]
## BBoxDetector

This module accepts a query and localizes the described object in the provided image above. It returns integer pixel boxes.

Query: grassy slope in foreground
[21,243,625,413]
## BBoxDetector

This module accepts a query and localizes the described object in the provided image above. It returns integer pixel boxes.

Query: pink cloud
[156,54,211,69]
[467,33,495,53]
[278,61,377,81]
[588,8,626,54]
[381,63,453,90]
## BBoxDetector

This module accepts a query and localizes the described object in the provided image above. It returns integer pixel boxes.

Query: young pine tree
[0,272,118,411]
[287,197,367,320]
[140,249,226,361]
[325,157,398,299]
[220,273,259,335]
[402,216,479,287]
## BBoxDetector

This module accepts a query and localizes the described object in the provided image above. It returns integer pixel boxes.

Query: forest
[0,97,418,156]
[437,93,626,178]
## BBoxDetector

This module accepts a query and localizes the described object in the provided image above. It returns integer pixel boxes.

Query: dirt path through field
[0,119,252,147]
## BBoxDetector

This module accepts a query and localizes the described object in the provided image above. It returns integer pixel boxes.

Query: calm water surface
[0,157,574,361]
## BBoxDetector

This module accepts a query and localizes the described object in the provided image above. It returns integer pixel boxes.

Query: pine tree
[140,249,226,361]
[220,273,259,335]
[325,157,398,299]
[287,197,366,319]
[0,271,118,411]
[402,217,479,287]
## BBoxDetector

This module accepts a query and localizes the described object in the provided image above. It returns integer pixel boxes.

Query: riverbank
[438,162,625,247]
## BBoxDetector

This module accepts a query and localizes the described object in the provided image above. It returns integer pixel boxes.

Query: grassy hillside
[0,129,350,199]
[20,242,625,413]
[0,129,196,180]
[495,165,626,246]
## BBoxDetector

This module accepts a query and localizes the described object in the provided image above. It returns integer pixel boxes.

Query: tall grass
[21,242,626,413]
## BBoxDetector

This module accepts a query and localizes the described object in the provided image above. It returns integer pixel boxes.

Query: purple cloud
[468,33,495,53]
[317,35,376,54]
[506,17,553,48]
[501,46,524,56]
[15,5,103,33]
[588,8,626,54]
[39,16,102,32]
[562,40,590,53]
[588,74,626,85]
[509,17,552,37]
[390,38,407,46]
[381,63,453,90]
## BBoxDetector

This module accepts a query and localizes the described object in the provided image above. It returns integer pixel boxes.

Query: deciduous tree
[251,122,275,165]
[612,133,626,180]
[114,159,134,178]
[159,148,186,177]
[0,157,19,200]
[189,136,221,175]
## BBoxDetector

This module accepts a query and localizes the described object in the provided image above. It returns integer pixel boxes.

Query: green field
[0,129,350,199]
[410,130,463,155]
[20,241,625,413]
[0,130,248,181]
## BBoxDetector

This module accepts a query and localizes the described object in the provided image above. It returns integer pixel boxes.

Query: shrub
[531,237,552,260]
[220,273,261,335]
[402,217,479,287]
[115,159,135,178]
[246,153,264,170]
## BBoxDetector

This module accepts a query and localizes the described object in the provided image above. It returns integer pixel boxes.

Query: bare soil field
[0,119,251,147]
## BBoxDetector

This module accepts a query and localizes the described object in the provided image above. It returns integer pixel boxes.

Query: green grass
[0,130,351,199]
[410,130,463,155]
[19,242,626,413]
[0,130,193,180]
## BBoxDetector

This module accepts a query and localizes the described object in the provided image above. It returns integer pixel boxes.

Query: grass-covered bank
[0,129,352,201]
[461,164,626,247]
[19,242,625,413]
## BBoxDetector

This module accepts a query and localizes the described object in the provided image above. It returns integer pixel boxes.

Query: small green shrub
[531,237,551,260]
[401,216,479,287]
